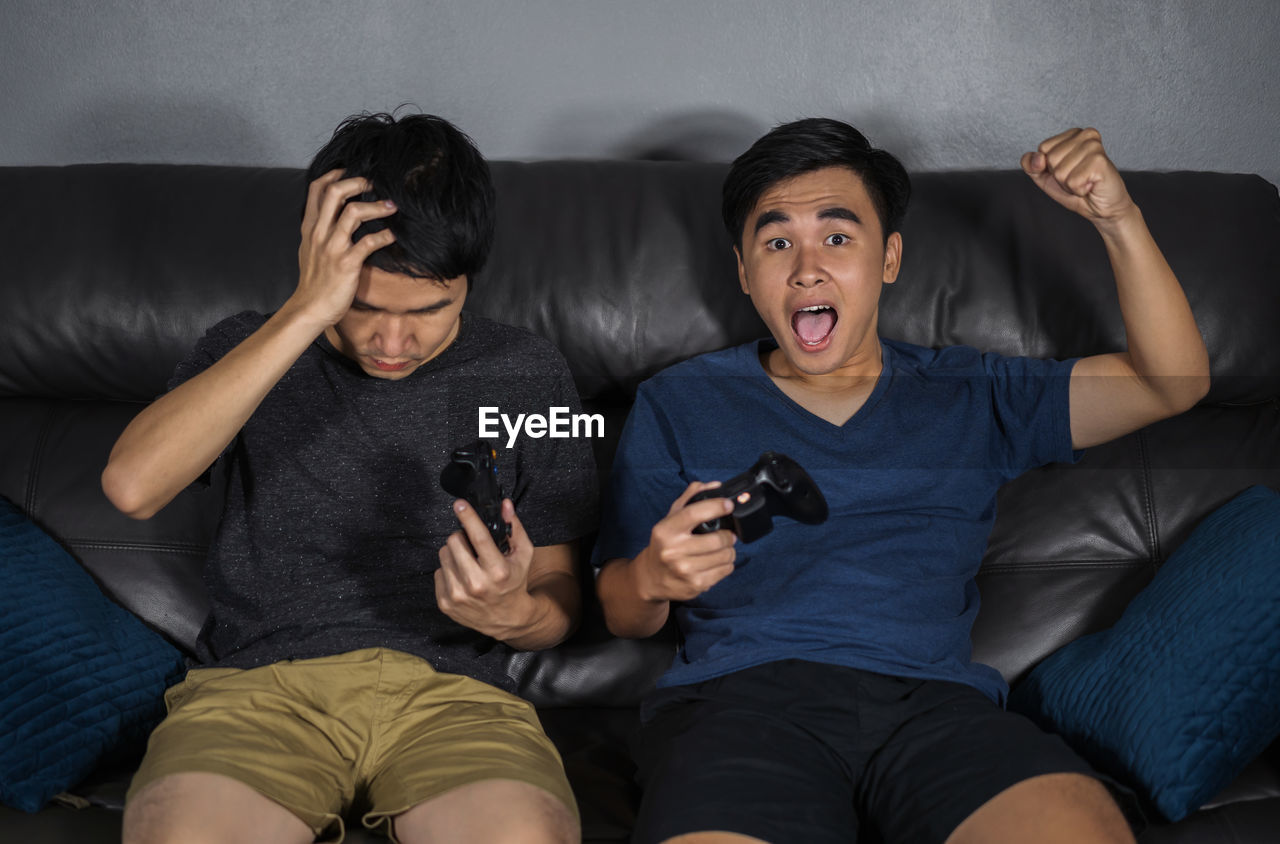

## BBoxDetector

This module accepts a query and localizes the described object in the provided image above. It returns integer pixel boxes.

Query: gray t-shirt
[170,310,598,692]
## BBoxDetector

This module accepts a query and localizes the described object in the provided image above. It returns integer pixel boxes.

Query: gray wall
[3,0,1278,186]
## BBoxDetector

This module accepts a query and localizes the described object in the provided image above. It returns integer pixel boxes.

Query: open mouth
[791,304,838,348]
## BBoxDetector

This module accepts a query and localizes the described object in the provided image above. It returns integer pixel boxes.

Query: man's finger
[352,228,397,263]
[335,196,398,242]
[303,169,346,231]
[1023,144,1083,203]
[444,528,491,591]
[1063,162,1102,198]
[1045,128,1103,175]
[680,529,738,559]
[502,499,530,554]
[669,495,735,534]
[315,175,373,240]
[451,500,507,573]
[436,545,460,600]
[666,480,723,516]
[1053,142,1106,193]
[1036,127,1083,161]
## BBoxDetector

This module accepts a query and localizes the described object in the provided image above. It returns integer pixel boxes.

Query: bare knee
[124,772,312,844]
[394,779,578,844]
[124,775,198,844]
[946,772,1134,844]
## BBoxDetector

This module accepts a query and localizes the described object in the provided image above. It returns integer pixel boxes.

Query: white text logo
[478,406,605,448]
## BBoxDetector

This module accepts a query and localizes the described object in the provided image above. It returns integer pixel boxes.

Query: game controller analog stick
[439,439,512,554]
[688,452,828,543]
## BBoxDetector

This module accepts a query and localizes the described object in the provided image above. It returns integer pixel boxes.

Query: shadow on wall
[605,111,771,362]
[612,111,768,162]
[611,108,926,171]
[52,97,287,166]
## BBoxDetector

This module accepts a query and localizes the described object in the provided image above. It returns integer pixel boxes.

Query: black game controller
[439,440,511,554]
[688,452,828,543]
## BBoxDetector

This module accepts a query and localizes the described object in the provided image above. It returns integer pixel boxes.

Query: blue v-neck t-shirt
[594,336,1079,704]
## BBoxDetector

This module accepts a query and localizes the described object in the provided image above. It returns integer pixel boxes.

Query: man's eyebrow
[818,206,862,225]
[752,209,790,234]
[409,297,454,313]
[352,296,454,313]
[752,206,863,234]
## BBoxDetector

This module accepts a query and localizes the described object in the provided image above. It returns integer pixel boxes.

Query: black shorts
[631,659,1143,844]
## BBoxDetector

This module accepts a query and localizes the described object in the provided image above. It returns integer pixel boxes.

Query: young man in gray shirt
[103,112,596,844]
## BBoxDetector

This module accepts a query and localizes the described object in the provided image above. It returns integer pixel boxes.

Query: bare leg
[123,772,314,844]
[392,778,578,844]
[945,772,1135,844]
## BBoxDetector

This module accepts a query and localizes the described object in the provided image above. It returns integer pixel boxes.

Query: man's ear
[735,246,750,295]
[882,232,903,285]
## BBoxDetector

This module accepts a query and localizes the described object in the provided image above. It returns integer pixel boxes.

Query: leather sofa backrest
[4,164,1278,404]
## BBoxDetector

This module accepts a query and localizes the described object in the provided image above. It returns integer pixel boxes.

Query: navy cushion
[0,496,185,813]
[1010,485,1280,822]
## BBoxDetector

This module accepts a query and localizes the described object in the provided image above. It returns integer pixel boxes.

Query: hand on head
[291,169,399,329]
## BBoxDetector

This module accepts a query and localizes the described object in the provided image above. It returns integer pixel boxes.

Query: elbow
[563,597,584,642]
[1190,371,1211,406]
[1169,370,1211,415]
[602,607,662,640]
[1181,343,1214,409]
[100,462,160,520]
[602,615,635,639]
[541,594,582,649]
[597,595,634,639]
[1142,364,1210,420]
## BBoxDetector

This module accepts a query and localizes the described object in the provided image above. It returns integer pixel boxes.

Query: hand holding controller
[688,452,828,543]
[439,439,511,554]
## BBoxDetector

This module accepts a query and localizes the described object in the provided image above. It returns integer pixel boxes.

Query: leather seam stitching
[1137,429,1160,571]
[980,560,1148,574]
[65,540,207,555]
[24,404,57,515]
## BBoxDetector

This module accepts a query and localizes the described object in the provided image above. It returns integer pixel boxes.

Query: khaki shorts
[128,648,576,842]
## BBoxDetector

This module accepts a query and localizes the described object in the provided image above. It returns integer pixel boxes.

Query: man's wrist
[631,547,671,605]
[1093,202,1145,243]
[487,590,548,644]
[274,293,340,337]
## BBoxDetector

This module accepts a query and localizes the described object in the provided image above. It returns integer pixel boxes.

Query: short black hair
[722,118,911,249]
[305,112,495,282]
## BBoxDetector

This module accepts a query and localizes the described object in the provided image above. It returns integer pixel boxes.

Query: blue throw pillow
[0,496,186,813]
[1010,485,1280,822]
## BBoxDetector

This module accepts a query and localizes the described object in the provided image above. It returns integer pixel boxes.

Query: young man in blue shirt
[595,119,1209,844]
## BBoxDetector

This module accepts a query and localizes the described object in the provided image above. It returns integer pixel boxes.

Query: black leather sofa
[1,160,1278,843]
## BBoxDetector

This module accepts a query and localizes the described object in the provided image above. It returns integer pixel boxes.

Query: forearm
[596,552,672,639]
[101,301,329,518]
[1097,208,1211,405]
